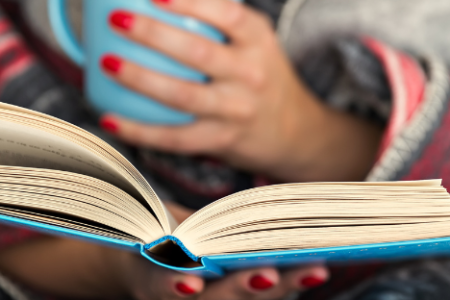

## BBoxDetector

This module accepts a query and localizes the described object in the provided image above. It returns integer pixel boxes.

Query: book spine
[145,236,199,262]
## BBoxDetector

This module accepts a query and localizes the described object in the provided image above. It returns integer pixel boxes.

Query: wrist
[99,247,135,299]
[269,84,330,181]
[0,238,131,299]
[269,82,383,183]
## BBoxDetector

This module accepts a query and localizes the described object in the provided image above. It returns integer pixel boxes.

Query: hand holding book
[0,102,330,299]
[0,237,327,299]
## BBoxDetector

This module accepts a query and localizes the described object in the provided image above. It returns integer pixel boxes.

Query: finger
[127,254,204,300]
[152,0,273,45]
[109,10,238,79]
[100,115,234,154]
[148,271,203,299]
[100,54,226,117]
[101,55,257,120]
[173,275,204,298]
[200,268,280,300]
[230,265,329,300]
[280,265,328,292]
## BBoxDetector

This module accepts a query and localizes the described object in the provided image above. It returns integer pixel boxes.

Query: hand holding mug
[99,0,339,182]
[50,0,232,124]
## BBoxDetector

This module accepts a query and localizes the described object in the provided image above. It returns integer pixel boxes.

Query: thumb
[172,274,205,297]
[118,252,205,299]
[132,267,205,300]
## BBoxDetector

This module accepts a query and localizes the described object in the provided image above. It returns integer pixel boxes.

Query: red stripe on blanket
[363,37,426,160]
[0,35,34,90]
[0,19,11,35]
[402,100,450,190]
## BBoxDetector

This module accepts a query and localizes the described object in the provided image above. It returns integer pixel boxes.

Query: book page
[172,180,450,257]
[0,103,174,234]
[0,165,165,243]
[0,120,127,191]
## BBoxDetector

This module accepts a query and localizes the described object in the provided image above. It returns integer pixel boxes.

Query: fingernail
[109,10,135,30]
[250,275,274,290]
[100,116,119,134]
[101,55,122,74]
[176,282,197,295]
[300,276,325,288]
[153,0,171,4]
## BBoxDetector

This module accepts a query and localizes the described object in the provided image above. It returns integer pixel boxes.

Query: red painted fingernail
[101,55,122,74]
[250,275,274,290]
[153,0,171,4]
[300,276,325,288]
[100,116,119,134]
[176,283,197,295]
[109,11,135,30]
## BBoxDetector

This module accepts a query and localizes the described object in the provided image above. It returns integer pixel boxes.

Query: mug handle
[48,0,85,66]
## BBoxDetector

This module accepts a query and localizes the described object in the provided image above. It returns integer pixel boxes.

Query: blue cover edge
[207,236,450,261]
[204,236,450,273]
[0,215,225,277]
[139,247,225,278]
[145,236,199,262]
[0,214,142,252]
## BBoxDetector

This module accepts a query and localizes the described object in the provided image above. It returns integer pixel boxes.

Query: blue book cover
[2,102,450,278]
[2,213,450,279]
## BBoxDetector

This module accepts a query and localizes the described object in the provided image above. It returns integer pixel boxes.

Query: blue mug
[49,0,237,124]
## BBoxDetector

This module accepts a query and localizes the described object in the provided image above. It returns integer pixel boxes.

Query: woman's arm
[0,237,126,299]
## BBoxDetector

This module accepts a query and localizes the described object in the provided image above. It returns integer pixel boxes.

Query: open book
[1,102,450,277]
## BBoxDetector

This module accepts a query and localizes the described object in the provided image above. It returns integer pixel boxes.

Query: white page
[0,120,134,194]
